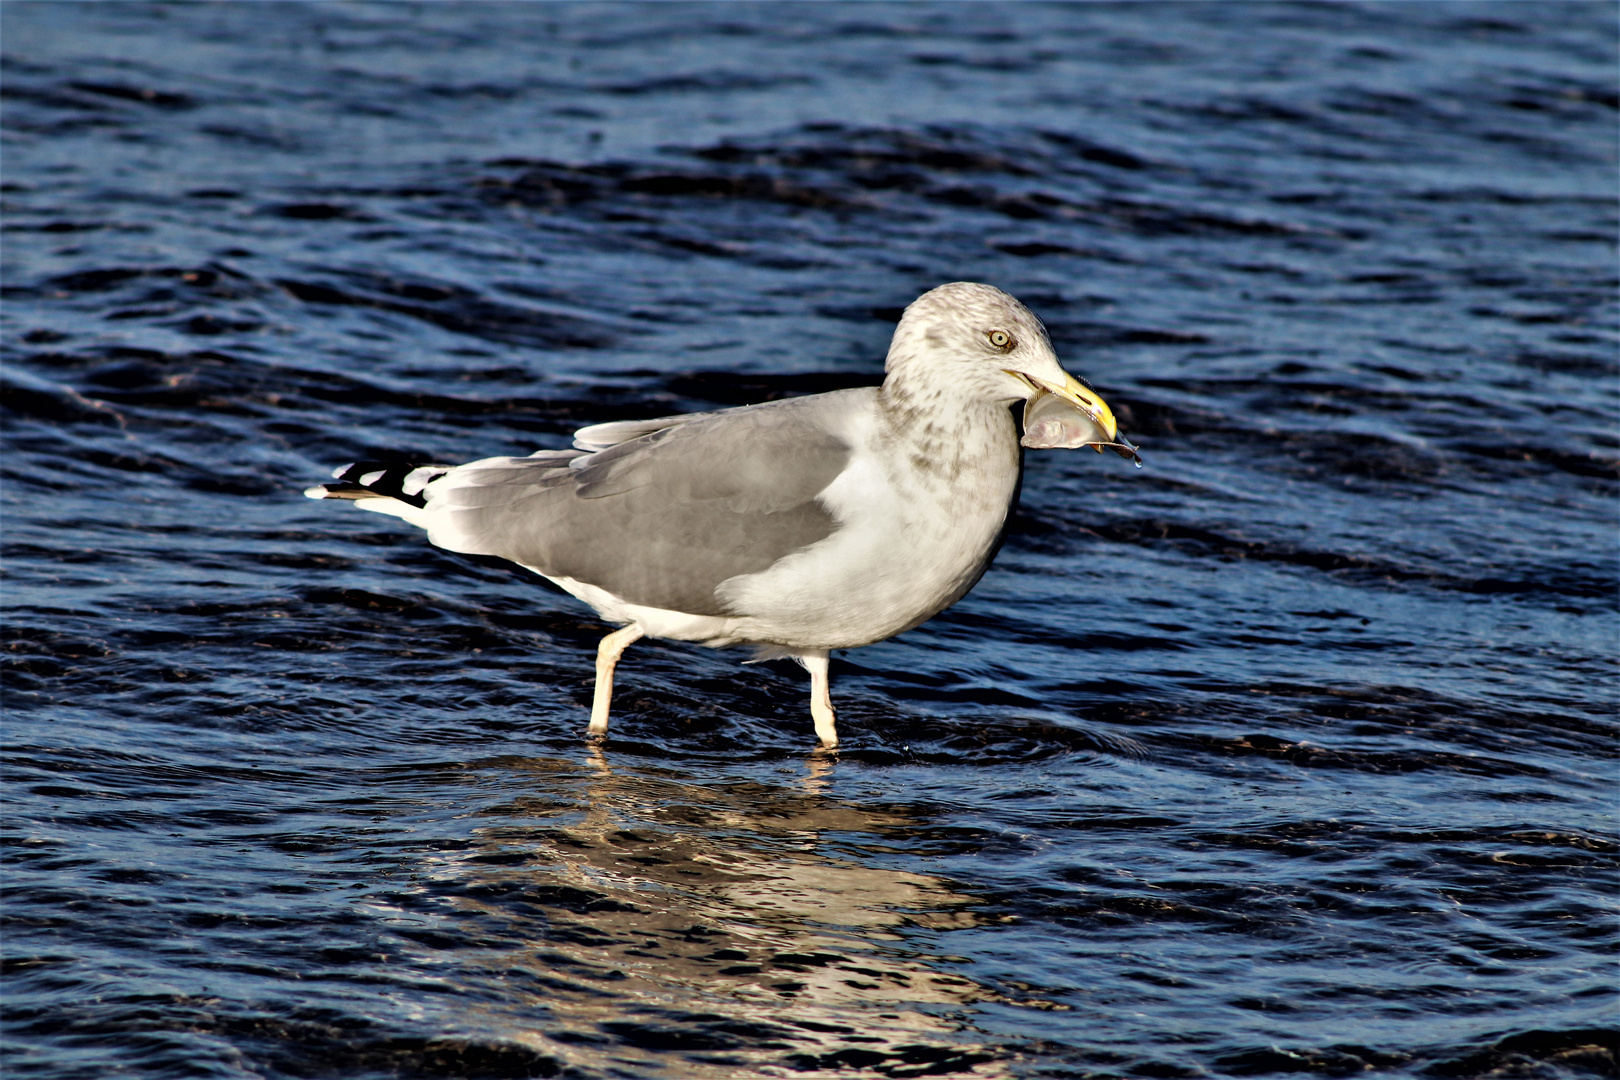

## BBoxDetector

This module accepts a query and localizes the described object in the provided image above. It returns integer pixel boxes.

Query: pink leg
[588,624,644,738]
[800,649,837,749]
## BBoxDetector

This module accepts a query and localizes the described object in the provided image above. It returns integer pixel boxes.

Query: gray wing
[571,412,720,451]
[429,391,867,616]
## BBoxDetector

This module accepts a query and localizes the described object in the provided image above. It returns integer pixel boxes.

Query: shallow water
[3,3,1616,1078]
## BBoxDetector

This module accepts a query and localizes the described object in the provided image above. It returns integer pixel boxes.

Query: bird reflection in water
[367,749,1036,1076]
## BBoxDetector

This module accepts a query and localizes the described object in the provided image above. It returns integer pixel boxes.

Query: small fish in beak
[1021,388,1142,465]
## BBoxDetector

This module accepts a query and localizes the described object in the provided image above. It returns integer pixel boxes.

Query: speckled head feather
[871,282,1067,490]
[883,282,1067,406]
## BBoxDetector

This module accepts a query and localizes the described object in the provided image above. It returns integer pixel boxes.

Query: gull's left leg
[799,649,838,749]
[588,624,644,738]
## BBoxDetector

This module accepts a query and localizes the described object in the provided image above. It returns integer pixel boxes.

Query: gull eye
[987,329,1014,350]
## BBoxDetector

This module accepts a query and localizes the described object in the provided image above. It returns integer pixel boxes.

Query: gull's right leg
[799,649,838,749]
[588,624,644,738]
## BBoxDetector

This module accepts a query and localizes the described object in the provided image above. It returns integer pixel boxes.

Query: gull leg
[800,649,838,749]
[588,624,644,738]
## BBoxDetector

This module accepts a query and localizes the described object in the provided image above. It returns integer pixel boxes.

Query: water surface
[3,4,1616,1078]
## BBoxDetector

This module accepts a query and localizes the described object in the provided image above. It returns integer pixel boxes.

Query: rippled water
[4,4,1617,1078]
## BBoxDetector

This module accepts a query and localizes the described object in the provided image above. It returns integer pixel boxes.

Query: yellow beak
[1006,370,1119,442]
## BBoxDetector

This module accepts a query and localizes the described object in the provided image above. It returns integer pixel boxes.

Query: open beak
[1005,369,1119,441]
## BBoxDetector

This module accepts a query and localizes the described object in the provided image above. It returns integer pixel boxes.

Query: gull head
[885,281,1119,441]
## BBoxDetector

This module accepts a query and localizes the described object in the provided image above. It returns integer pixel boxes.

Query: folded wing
[420,394,862,616]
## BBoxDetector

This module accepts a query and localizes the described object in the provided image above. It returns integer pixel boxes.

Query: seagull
[305,282,1137,748]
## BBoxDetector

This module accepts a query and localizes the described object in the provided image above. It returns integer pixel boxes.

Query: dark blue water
[4,4,1616,1077]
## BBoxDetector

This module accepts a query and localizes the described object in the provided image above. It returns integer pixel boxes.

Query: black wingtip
[321,461,446,508]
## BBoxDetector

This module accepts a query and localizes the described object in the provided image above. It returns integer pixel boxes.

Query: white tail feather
[353,496,433,529]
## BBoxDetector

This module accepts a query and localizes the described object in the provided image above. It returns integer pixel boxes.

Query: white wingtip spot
[358,469,386,487]
[401,466,448,496]
[331,463,354,479]
[304,485,330,499]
